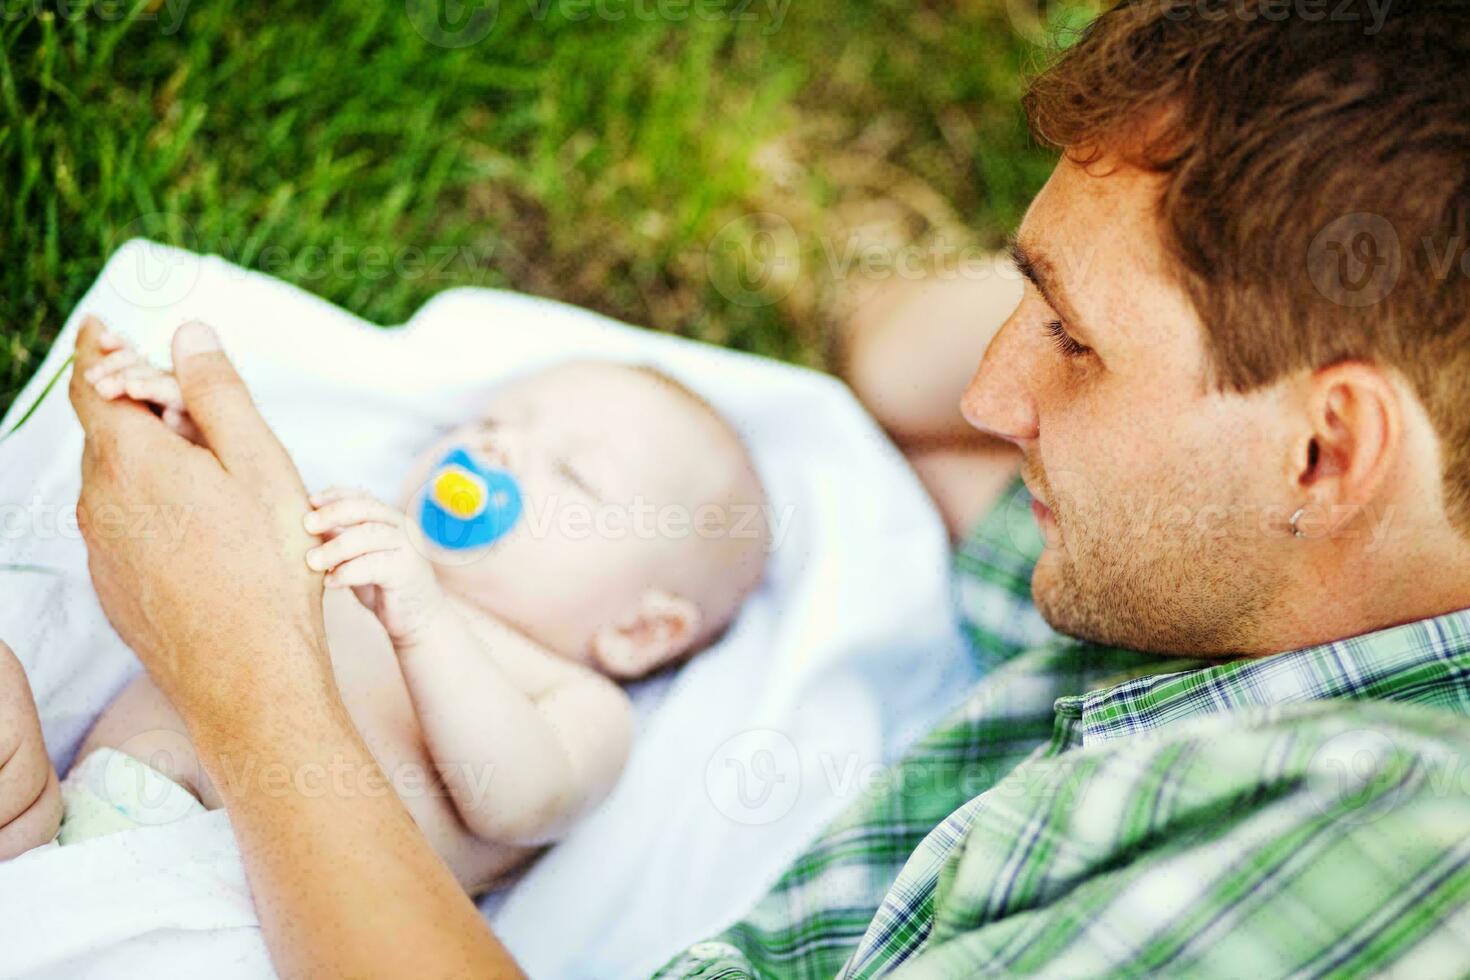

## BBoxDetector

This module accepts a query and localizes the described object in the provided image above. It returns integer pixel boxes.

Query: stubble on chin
[1028,508,1274,657]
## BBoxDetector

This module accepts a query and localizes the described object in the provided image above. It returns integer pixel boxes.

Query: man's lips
[1021,474,1056,533]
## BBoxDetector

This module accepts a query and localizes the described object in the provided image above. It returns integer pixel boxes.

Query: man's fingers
[71,317,166,460]
[170,321,301,493]
[71,317,123,418]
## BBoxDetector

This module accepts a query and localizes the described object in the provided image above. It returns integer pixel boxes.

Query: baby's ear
[591,589,703,679]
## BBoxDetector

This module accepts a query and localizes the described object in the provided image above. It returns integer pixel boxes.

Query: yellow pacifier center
[432,466,488,519]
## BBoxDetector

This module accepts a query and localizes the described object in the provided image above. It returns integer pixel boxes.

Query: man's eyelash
[1044,319,1091,359]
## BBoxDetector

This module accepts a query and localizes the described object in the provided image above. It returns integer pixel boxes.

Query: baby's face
[399,360,762,676]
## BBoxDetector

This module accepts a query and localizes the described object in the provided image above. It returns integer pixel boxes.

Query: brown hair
[1023,0,1470,530]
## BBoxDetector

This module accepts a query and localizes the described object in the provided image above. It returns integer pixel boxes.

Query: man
[659,0,1470,975]
[47,0,1470,976]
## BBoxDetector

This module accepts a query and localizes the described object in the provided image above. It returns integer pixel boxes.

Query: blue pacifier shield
[417,447,523,551]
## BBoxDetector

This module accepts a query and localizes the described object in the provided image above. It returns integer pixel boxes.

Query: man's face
[962,155,1295,655]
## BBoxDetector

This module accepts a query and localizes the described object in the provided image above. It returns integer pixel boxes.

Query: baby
[6,327,769,893]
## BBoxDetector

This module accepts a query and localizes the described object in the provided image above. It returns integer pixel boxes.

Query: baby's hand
[83,331,201,444]
[304,488,447,647]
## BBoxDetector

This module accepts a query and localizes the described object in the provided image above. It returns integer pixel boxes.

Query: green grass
[0,0,1082,415]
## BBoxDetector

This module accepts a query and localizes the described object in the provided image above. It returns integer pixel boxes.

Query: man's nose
[960,313,1040,446]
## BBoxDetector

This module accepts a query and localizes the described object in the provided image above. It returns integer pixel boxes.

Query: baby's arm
[304,489,634,847]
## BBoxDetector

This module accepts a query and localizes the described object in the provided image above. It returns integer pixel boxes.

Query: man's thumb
[172,321,295,488]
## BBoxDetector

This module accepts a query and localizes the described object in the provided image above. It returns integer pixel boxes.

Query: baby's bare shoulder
[447,595,627,699]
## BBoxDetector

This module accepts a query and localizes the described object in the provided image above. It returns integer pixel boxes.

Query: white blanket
[0,241,975,979]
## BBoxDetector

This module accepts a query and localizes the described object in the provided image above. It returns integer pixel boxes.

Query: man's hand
[68,315,522,979]
[69,317,329,734]
[83,328,202,444]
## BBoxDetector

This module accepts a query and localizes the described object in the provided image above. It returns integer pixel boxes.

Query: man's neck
[1253,528,1470,657]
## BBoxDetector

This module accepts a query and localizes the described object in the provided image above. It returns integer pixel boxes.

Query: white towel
[0,240,975,979]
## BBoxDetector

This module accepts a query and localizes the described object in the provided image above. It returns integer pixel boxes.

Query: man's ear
[591,589,703,679]
[1294,361,1400,532]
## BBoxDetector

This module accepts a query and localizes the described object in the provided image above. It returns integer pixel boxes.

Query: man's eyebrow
[1007,236,1089,337]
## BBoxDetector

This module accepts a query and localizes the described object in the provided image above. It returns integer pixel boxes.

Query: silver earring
[1289,507,1308,539]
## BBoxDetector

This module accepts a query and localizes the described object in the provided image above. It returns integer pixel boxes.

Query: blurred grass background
[0,0,1092,415]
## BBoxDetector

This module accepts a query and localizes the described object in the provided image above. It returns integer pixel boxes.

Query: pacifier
[416,447,523,551]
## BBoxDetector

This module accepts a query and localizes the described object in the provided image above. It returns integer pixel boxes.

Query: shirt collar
[1054,607,1470,746]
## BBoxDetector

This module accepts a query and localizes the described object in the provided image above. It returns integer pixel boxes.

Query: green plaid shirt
[658,483,1470,978]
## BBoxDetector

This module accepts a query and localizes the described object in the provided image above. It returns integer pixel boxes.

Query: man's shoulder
[1083,696,1470,806]
[907,698,1470,977]
[1033,696,1470,829]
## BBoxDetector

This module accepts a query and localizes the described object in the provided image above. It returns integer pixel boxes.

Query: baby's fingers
[305,523,404,574]
[97,329,129,353]
[83,349,142,390]
[120,371,184,410]
[304,493,403,535]
[322,552,406,589]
